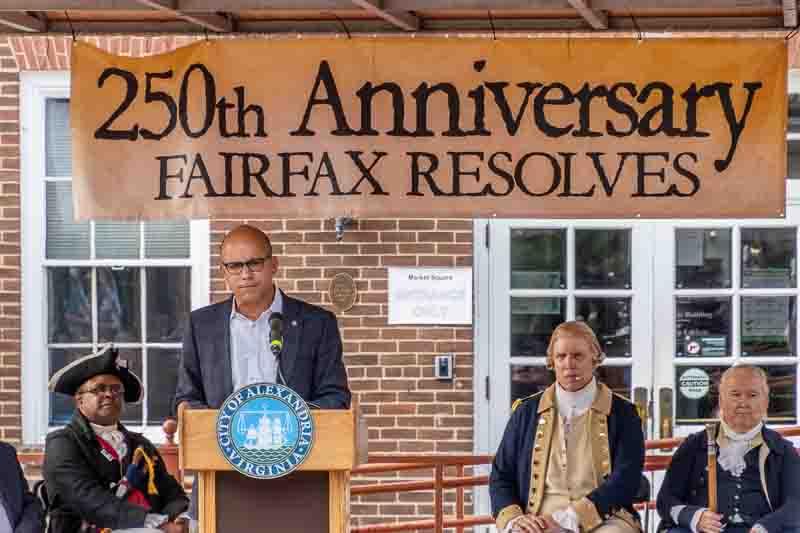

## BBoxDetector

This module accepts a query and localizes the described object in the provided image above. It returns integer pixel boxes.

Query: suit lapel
[219,298,234,398]
[280,291,302,386]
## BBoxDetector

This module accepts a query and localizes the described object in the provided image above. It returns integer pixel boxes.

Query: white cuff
[751,524,768,533]
[552,506,580,533]
[144,513,169,528]
[670,505,686,525]
[690,508,706,533]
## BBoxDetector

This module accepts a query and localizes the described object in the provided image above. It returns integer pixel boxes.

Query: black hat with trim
[48,344,143,404]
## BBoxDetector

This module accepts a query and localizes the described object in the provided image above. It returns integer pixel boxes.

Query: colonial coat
[43,411,189,533]
[490,383,645,532]
[656,425,800,533]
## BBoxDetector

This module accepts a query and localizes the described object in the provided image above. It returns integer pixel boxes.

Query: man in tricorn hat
[43,345,189,533]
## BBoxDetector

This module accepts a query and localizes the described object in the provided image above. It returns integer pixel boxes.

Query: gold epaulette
[511,391,543,413]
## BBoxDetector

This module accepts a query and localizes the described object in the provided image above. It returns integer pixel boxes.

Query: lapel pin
[291,320,298,327]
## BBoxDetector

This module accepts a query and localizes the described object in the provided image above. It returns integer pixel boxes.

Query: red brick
[379,403,416,415]
[419,256,453,267]
[438,243,472,254]
[380,329,416,340]
[358,220,397,231]
[306,255,342,267]
[343,255,380,266]
[398,243,435,254]
[286,219,321,230]
[381,429,416,439]
[381,232,416,243]
[381,256,416,267]
[437,220,472,230]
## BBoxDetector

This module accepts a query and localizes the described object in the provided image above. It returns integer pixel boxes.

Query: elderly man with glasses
[175,223,351,411]
[43,345,189,533]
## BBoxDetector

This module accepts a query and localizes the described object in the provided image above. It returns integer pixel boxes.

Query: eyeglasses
[78,384,124,397]
[223,256,270,275]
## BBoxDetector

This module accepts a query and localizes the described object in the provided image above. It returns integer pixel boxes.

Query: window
[507,227,634,404]
[22,72,209,443]
[672,226,798,425]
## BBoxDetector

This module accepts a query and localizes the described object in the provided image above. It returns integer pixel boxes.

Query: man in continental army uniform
[490,321,645,533]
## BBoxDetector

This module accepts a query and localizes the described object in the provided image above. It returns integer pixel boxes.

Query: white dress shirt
[230,288,284,390]
[0,499,12,533]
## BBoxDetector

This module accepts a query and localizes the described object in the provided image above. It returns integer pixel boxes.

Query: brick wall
[0,34,478,527]
[0,38,21,443]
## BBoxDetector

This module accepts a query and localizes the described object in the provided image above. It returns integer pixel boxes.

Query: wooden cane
[705,423,718,513]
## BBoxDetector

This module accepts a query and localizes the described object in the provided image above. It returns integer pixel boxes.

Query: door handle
[659,387,674,439]
[633,386,649,436]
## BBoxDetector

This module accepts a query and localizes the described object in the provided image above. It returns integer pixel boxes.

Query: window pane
[675,297,731,357]
[741,296,796,356]
[46,181,89,259]
[116,348,142,425]
[674,366,723,425]
[96,222,140,260]
[147,349,180,424]
[675,365,796,424]
[741,228,796,288]
[788,139,800,180]
[510,364,630,405]
[790,93,800,136]
[575,229,631,289]
[510,229,565,289]
[575,298,631,358]
[511,297,566,357]
[97,267,141,343]
[147,268,191,343]
[49,347,91,425]
[45,98,71,177]
[145,221,190,259]
[48,267,92,343]
[675,228,731,289]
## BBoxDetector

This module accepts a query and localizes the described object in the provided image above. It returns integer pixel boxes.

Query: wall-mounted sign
[679,368,711,400]
[388,268,472,325]
[71,38,786,221]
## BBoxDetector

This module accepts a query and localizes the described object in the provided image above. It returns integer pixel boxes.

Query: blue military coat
[490,383,645,531]
[656,426,800,533]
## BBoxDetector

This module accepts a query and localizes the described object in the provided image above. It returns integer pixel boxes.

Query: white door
[651,217,800,440]
[484,219,656,448]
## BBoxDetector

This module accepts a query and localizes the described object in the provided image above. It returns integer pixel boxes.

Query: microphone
[269,312,284,356]
[269,312,287,386]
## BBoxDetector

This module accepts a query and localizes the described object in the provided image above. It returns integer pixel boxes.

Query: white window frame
[20,71,210,445]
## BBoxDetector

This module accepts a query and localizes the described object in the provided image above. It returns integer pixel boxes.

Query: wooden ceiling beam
[136,0,234,32]
[566,0,607,29]
[350,0,419,31]
[783,0,798,27]
[0,12,46,32]
[0,0,783,12]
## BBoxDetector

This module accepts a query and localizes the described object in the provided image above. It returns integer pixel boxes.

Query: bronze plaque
[329,273,357,312]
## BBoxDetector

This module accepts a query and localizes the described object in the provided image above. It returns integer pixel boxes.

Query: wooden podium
[179,408,358,533]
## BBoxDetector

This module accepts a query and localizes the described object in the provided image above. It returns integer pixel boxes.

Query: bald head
[220,224,272,258]
[720,365,769,395]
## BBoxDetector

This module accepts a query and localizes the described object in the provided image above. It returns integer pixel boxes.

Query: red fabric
[95,436,151,511]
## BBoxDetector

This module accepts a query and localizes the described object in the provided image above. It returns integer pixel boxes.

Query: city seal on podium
[216,382,314,479]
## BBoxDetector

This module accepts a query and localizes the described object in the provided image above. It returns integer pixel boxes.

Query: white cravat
[91,422,128,460]
[718,419,763,477]
[556,377,597,436]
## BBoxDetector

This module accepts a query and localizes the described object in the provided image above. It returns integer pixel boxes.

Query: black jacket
[174,292,351,410]
[0,441,44,533]
[657,426,800,533]
[43,412,188,533]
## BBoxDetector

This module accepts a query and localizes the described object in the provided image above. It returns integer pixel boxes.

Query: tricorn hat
[48,344,143,404]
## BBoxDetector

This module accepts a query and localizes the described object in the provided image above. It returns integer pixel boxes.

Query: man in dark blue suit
[657,365,800,533]
[174,224,351,412]
[0,440,44,533]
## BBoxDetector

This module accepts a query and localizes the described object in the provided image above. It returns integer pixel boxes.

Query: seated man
[657,365,800,533]
[0,439,44,533]
[490,321,645,533]
[44,345,189,533]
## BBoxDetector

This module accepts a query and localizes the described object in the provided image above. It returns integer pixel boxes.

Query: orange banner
[71,38,787,220]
